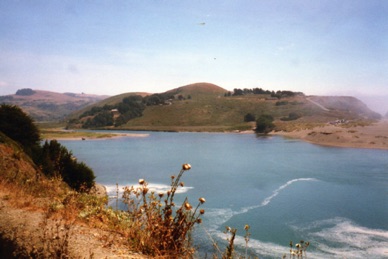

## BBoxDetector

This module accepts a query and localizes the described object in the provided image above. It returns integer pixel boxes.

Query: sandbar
[42,132,149,141]
[272,120,388,150]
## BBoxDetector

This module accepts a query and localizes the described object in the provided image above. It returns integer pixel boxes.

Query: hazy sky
[0,1,387,112]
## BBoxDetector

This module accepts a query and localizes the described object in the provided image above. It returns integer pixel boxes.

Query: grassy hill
[0,89,108,121]
[66,82,381,132]
[68,91,150,120]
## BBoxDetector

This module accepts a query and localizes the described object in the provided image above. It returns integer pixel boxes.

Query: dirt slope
[0,140,145,258]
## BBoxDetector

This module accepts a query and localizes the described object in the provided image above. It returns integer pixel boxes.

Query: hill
[0,88,108,121]
[66,82,381,132]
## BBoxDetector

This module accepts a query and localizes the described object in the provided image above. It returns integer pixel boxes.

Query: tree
[0,104,41,156]
[83,111,114,128]
[15,88,36,96]
[244,113,256,122]
[233,88,244,96]
[255,114,275,134]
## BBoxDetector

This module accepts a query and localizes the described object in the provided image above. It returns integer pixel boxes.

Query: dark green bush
[0,104,41,157]
[280,112,302,121]
[244,113,256,122]
[39,140,95,192]
[255,114,275,134]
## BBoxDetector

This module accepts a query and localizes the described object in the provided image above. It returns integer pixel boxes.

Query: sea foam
[240,178,318,213]
[204,217,388,259]
[306,217,388,258]
[104,183,193,198]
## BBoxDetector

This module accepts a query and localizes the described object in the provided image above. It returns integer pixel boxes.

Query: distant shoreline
[43,121,388,150]
[42,132,149,141]
[272,120,388,150]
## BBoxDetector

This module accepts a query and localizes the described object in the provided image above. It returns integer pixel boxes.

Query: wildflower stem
[169,169,185,204]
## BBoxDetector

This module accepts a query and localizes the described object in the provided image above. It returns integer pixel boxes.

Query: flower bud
[138,179,145,185]
[182,164,191,170]
[184,202,192,210]
[199,197,206,204]
[200,209,205,215]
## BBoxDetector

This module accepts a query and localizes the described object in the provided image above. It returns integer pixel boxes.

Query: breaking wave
[104,183,193,198]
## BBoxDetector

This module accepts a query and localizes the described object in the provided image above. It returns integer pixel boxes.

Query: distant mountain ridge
[0,89,108,121]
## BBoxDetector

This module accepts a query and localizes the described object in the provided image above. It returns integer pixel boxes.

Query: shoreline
[42,132,149,141]
[43,121,388,150]
[272,120,388,150]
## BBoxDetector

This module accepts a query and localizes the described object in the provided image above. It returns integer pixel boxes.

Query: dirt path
[306,97,330,111]
[0,188,146,258]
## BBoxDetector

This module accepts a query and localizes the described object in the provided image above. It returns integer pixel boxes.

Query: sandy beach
[273,120,388,150]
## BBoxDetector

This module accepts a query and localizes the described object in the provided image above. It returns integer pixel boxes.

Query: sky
[1,0,387,113]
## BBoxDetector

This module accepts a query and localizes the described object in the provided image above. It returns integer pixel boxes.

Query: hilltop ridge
[166,82,227,96]
[0,89,107,121]
[66,82,381,132]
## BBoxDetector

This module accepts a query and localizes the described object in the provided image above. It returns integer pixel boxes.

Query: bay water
[59,131,388,258]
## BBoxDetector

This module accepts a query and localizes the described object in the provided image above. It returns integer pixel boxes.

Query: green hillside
[69,91,150,120]
[66,82,381,132]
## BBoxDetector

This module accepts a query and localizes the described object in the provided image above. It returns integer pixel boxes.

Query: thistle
[244,224,250,259]
[121,163,205,257]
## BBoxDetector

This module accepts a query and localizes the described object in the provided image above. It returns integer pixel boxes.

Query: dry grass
[274,121,326,132]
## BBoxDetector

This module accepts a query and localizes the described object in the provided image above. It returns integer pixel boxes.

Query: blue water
[59,131,388,258]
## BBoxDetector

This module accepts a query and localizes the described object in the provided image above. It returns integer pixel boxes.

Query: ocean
[58,131,388,258]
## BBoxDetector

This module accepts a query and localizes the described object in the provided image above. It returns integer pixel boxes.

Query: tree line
[225,88,303,98]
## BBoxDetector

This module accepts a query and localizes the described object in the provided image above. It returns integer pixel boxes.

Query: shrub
[244,113,256,122]
[276,101,289,106]
[280,112,302,121]
[38,140,95,192]
[255,114,275,134]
